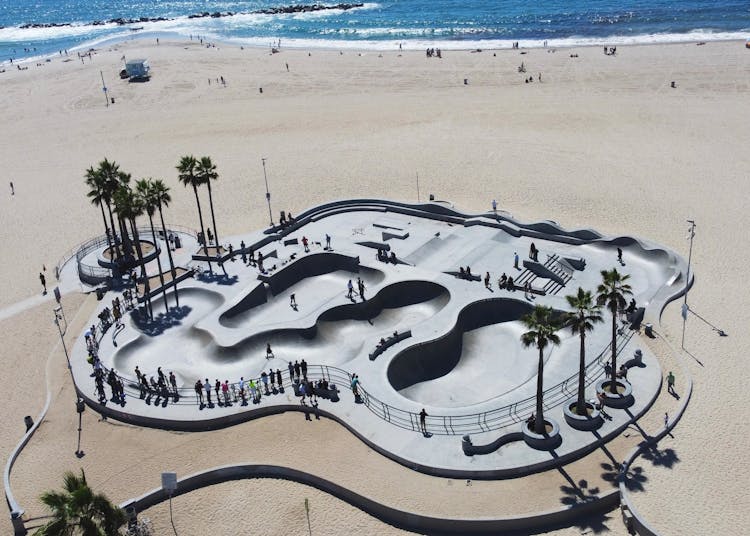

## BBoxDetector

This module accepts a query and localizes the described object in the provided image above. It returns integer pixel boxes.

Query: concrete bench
[369,330,412,360]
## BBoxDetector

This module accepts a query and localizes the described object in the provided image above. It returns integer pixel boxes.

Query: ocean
[1,0,749,62]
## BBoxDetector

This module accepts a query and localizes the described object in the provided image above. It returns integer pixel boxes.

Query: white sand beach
[0,38,748,534]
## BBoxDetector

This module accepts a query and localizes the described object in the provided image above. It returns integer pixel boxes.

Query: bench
[369,330,412,360]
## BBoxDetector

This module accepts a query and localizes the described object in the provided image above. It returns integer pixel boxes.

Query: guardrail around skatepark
[88,320,632,437]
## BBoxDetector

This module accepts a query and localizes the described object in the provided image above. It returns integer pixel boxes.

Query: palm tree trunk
[576,332,586,415]
[158,204,179,308]
[206,181,219,255]
[105,201,120,261]
[193,184,212,273]
[535,347,545,434]
[99,202,112,252]
[610,309,618,391]
[148,214,169,313]
[131,218,152,320]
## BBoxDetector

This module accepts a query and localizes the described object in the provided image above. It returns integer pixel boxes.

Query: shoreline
[3,27,749,66]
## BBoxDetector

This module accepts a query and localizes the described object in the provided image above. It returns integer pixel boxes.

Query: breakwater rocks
[20,4,365,30]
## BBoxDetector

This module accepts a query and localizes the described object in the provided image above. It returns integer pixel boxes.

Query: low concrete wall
[259,252,359,295]
[121,463,619,535]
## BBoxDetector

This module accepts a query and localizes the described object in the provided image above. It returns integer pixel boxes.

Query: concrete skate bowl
[389,298,553,408]
[218,256,385,328]
[205,280,450,369]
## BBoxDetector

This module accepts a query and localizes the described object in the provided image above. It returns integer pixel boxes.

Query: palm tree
[177,155,212,273]
[521,305,562,434]
[565,287,603,415]
[597,268,633,391]
[137,179,169,313]
[150,178,180,308]
[98,159,125,249]
[196,156,221,254]
[114,184,152,320]
[35,468,125,535]
[84,166,113,253]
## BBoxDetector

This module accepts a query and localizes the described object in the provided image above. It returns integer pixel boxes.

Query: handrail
[88,321,633,437]
[55,224,197,280]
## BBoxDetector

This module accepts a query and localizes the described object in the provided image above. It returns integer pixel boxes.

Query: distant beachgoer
[285,62,289,71]
[9,182,14,195]
[492,199,497,212]
[39,272,46,294]
[419,408,428,434]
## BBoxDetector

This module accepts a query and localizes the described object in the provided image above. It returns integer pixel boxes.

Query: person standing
[270,368,276,390]
[302,236,309,253]
[276,369,283,389]
[288,361,295,382]
[294,360,301,380]
[205,378,212,406]
[617,247,623,264]
[290,294,297,307]
[222,380,230,405]
[300,358,308,379]
[357,278,365,300]
[266,342,273,359]
[214,379,221,405]
[195,379,204,406]
[667,371,676,395]
[491,199,497,213]
[325,233,331,249]
[347,279,354,299]
[513,252,519,270]
[169,371,177,396]
[419,408,428,435]
[261,371,270,395]
[39,272,47,294]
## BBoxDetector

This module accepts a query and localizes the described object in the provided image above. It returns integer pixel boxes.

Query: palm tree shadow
[600,461,648,492]
[131,305,192,336]
[197,271,239,286]
[556,468,613,534]
[639,444,680,469]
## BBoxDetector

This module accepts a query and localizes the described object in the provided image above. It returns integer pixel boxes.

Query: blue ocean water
[1,0,749,62]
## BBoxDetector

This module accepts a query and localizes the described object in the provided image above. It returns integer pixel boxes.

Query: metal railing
[88,315,633,436]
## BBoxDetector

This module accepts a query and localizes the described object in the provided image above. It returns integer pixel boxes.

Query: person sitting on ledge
[459,266,465,278]
[378,337,386,348]
[466,266,472,276]
[498,272,507,289]
[390,251,397,264]
[393,330,399,338]
[506,275,515,290]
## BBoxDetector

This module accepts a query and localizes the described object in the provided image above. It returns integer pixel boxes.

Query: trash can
[644,323,653,337]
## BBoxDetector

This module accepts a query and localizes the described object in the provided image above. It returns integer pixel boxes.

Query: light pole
[261,158,273,226]
[681,219,696,349]
[54,306,85,457]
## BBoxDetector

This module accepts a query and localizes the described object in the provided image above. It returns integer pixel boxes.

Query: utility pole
[681,220,696,349]
[54,306,85,457]
[262,158,273,226]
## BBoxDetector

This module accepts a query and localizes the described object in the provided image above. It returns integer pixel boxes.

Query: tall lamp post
[54,306,85,458]
[261,158,273,226]
[681,219,696,349]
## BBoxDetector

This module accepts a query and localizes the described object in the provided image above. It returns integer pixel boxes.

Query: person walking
[195,379,204,406]
[39,272,47,294]
[290,293,297,308]
[347,279,354,299]
[419,408,428,435]
[667,371,676,395]
[357,277,366,300]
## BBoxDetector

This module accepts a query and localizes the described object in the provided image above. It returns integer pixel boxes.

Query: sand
[0,38,749,535]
